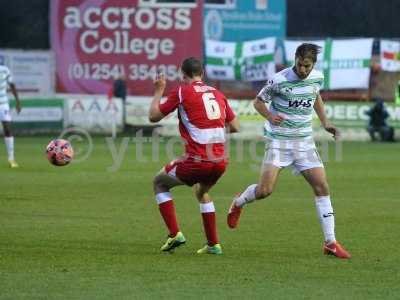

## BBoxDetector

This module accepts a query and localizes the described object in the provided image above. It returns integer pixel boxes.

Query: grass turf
[0,137,399,299]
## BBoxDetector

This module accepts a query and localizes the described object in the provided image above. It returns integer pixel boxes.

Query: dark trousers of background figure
[367,125,395,142]
[115,97,126,131]
[122,98,126,130]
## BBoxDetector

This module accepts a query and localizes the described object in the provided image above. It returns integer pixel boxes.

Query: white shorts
[263,147,324,174]
[0,103,11,122]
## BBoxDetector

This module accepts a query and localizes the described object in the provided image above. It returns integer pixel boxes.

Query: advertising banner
[0,50,54,94]
[284,39,374,90]
[126,96,156,126]
[205,37,276,81]
[204,0,286,42]
[380,40,400,72]
[6,98,63,133]
[126,96,178,125]
[64,95,123,133]
[323,101,400,128]
[126,96,400,140]
[50,0,203,95]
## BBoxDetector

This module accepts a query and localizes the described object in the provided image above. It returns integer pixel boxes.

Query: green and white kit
[257,67,324,171]
[0,65,12,121]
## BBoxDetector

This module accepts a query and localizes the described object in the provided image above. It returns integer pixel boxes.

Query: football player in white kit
[227,44,351,259]
[0,64,21,168]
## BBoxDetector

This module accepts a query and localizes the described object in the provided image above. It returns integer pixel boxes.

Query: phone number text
[68,63,180,81]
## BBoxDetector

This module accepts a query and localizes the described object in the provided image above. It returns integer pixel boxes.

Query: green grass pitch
[1,137,399,299]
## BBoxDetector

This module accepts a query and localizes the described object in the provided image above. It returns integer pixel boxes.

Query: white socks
[315,195,336,243]
[235,188,336,243]
[155,192,172,204]
[235,184,257,207]
[4,136,14,161]
[200,202,215,213]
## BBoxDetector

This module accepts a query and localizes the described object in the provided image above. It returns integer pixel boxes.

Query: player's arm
[253,98,284,125]
[224,98,239,133]
[9,82,21,114]
[314,94,340,139]
[253,79,284,125]
[226,117,239,133]
[148,74,166,123]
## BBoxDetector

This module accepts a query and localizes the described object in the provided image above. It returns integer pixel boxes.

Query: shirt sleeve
[159,87,180,116]
[256,79,276,103]
[6,68,12,84]
[224,98,235,122]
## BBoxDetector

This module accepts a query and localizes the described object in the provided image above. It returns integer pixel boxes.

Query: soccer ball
[46,139,74,166]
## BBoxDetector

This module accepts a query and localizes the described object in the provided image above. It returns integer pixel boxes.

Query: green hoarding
[8,98,64,132]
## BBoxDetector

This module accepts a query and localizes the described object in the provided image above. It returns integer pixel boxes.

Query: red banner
[51,0,203,95]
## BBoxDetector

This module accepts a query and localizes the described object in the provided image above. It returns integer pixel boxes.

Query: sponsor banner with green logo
[314,101,400,141]
[8,98,63,132]
[230,100,400,140]
[227,100,400,128]
[284,39,373,90]
[124,97,399,141]
[322,101,400,128]
[205,37,276,81]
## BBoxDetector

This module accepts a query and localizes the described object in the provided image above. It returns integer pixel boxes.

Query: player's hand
[154,73,166,94]
[267,114,285,125]
[324,124,340,140]
[16,103,21,114]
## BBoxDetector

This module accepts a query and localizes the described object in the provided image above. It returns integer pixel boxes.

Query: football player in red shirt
[149,57,239,254]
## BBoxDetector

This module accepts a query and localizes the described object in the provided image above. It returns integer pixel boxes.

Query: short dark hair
[295,43,321,63]
[181,57,203,78]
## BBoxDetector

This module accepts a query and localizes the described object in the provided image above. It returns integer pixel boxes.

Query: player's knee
[3,126,11,137]
[256,185,273,199]
[152,176,159,190]
[197,194,208,203]
[152,175,167,192]
[314,182,329,196]
[194,185,210,202]
[194,189,203,201]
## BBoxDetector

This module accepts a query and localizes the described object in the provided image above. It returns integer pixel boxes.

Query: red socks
[156,193,179,236]
[156,193,219,245]
[200,202,218,246]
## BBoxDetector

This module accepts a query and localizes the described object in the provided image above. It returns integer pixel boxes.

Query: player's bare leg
[227,164,281,229]
[302,167,351,259]
[153,168,184,194]
[2,121,18,168]
[194,183,222,254]
[153,168,186,252]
